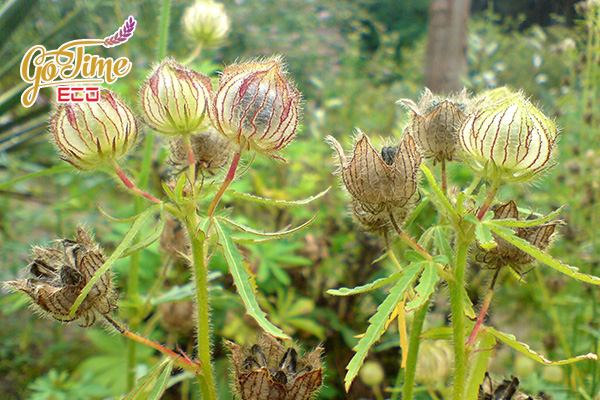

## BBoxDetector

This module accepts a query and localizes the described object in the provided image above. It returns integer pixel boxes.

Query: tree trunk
[424,0,471,93]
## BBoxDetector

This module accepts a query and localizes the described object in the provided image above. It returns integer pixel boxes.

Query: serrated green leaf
[486,327,598,365]
[434,226,453,264]
[120,213,166,258]
[405,250,427,263]
[123,358,174,400]
[344,262,422,391]
[228,186,330,207]
[489,225,600,285]
[219,212,318,239]
[69,203,162,317]
[213,219,289,339]
[463,213,479,224]
[491,205,566,228]
[475,222,496,250]
[406,262,439,311]
[327,272,402,296]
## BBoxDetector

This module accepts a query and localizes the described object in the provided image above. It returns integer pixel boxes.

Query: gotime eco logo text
[20,16,137,108]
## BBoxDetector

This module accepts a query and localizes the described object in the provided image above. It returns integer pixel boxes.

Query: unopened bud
[359,360,385,387]
[50,89,138,171]
[458,88,558,182]
[182,0,230,48]
[141,59,212,136]
[4,227,117,327]
[212,57,302,156]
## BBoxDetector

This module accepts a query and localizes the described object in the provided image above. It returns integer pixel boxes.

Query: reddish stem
[389,211,432,261]
[466,269,500,346]
[112,161,162,203]
[477,178,500,221]
[207,150,241,216]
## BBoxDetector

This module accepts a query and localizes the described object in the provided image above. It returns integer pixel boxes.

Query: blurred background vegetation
[0,0,599,399]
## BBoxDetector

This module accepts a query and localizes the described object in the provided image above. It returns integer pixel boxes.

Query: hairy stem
[184,219,217,400]
[449,229,473,400]
[389,212,432,261]
[110,160,162,203]
[477,177,501,220]
[401,299,430,400]
[441,159,448,196]
[465,330,496,400]
[467,269,500,346]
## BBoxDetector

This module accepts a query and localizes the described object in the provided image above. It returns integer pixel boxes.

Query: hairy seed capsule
[226,333,323,400]
[3,227,117,327]
[458,88,558,182]
[167,126,233,175]
[50,89,138,171]
[141,59,212,136]
[211,57,302,156]
[182,0,230,48]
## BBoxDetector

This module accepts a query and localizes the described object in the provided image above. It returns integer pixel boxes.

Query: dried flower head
[141,59,212,136]
[399,88,470,163]
[226,333,323,400]
[327,130,421,232]
[167,126,233,175]
[50,89,138,171]
[476,200,562,273]
[458,87,558,182]
[478,373,552,400]
[4,227,117,327]
[211,57,302,157]
[182,0,230,48]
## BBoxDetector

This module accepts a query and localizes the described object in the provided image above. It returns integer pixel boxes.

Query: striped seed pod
[399,88,470,163]
[4,227,117,327]
[458,88,558,182]
[141,59,212,136]
[50,89,138,171]
[211,57,301,156]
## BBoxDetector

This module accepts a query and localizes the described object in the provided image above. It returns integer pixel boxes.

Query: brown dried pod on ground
[476,200,562,273]
[399,88,470,163]
[226,333,323,400]
[4,227,117,327]
[478,373,552,400]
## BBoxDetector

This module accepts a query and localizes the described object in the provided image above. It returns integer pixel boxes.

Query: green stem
[401,299,430,400]
[441,159,448,196]
[449,229,473,400]
[185,218,217,400]
[156,0,171,60]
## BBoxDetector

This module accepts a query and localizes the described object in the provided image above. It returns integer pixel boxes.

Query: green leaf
[486,327,598,365]
[0,164,71,191]
[123,358,174,400]
[475,222,496,251]
[406,261,439,311]
[213,219,289,339]
[327,272,402,296]
[227,187,330,207]
[489,225,600,285]
[490,205,566,228]
[433,226,453,264]
[69,203,162,317]
[420,326,453,340]
[344,262,423,391]
[421,164,460,225]
[220,212,318,239]
[120,213,166,258]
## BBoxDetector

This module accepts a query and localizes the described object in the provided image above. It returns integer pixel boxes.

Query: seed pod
[4,227,117,327]
[476,200,563,273]
[167,126,233,175]
[182,0,230,48]
[226,333,323,400]
[50,89,138,171]
[141,59,212,136]
[399,88,470,163]
[458,88,558,182]
[211,57,301,156]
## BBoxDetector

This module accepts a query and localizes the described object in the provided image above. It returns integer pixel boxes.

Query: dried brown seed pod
[327,130,421,233]
[478,373,552,400]
[4,227,117,327]
[399,88,470,164]
[226,333,323,400]
[167,126,233,176]
[476,200,562,273]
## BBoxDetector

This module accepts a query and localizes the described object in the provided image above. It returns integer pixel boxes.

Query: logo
[20,16,137,108]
